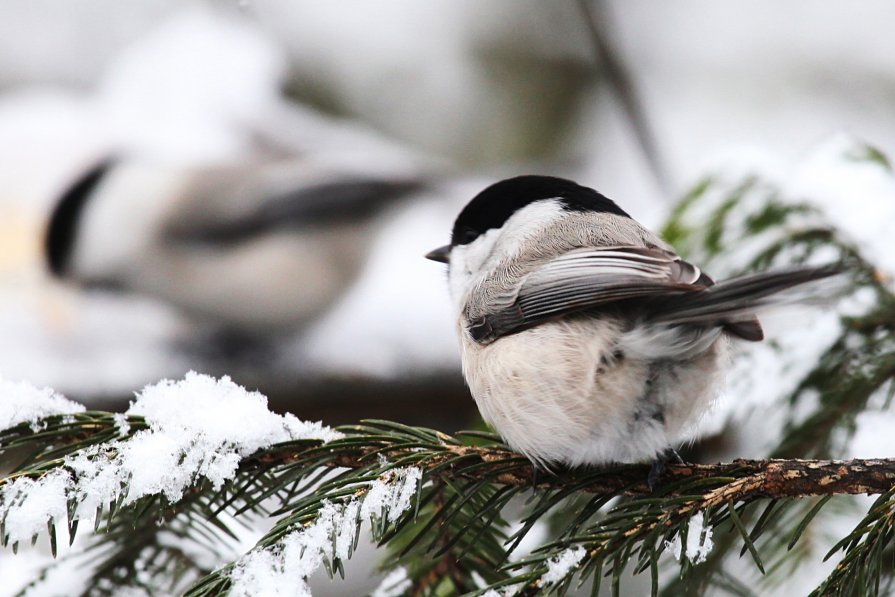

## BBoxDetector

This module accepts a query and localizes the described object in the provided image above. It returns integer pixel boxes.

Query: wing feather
[467,248,838,346]
[468,246,705,343]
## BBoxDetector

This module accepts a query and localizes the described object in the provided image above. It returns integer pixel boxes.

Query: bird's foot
[647,447,684,493]
[526,461,560,501]
[531,464,541,490]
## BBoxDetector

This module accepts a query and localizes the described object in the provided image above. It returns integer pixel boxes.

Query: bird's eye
[456,227,479,245]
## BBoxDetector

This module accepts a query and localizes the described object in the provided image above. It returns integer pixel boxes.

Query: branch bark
[256,440,895,501]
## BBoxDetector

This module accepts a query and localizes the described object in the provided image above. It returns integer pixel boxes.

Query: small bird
[45,157,423,332]
[426,175,839,485]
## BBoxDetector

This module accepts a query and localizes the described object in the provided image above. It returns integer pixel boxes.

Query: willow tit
[45,157,422,332]
[427,175,839,482]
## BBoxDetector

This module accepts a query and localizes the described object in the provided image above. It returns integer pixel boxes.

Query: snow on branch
[4,375,895,596]
[0,376,84,431]
[0,372,340,548]
[228,467,421,597]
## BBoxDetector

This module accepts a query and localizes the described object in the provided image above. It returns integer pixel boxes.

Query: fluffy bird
[427,175,839,484]
[46,158,422,332]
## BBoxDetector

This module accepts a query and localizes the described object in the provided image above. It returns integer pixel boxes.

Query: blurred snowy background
[1,1,895,594]
[4,0,893,409]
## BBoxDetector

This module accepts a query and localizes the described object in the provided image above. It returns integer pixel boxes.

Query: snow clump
[0,372,341,546]
[229,466,422,597]
[0,376,85,432]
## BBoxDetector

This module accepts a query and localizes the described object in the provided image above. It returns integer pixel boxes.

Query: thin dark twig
[575,0,670,194]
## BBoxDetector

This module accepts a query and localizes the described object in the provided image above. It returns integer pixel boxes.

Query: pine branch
[252,440,895,501]
[812,487,895,597]
[5,414,895,596]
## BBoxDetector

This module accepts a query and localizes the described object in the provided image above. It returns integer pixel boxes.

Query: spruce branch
[5,415,895,596]
[250,438,895,501]
[812,487,895,597]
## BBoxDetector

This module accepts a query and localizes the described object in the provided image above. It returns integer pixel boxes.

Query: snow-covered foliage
[664,136,894,452]
[0,372,339,547]
[229,467,421,597]
[541,546,587,585]
[665,512,715,565]
[0,377,84,431]
[786,135,895,278]
[657,137,895,596]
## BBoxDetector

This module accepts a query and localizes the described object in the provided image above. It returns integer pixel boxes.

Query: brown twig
[256,442,895,500]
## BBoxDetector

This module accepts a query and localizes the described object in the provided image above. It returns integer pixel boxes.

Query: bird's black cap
[45,159,115,277]
[449,175,630,247]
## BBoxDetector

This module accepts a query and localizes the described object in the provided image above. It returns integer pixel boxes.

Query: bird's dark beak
[425,245,451,264]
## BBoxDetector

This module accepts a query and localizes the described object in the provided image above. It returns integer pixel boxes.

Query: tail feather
[651,264,844,328]
[723,317,764,342]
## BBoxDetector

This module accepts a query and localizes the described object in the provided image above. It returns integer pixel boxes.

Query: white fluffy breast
[457,315,727,467]
[460,316,644,466]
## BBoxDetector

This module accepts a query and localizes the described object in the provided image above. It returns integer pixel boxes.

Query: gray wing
[468,246,707,343]
[167,177,422,245]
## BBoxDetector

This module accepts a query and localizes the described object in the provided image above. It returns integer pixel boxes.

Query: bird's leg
[647,447,684,492]
[525,461,560,502]
[531,462,542,490]
[665,446,685,465]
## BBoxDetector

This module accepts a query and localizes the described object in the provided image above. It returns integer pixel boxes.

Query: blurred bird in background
[0,5,472,407]
[45,157,424,334]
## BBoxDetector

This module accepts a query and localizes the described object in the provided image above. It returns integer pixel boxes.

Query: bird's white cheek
[446,231,501,311]
[447,247,470,309]
[447,245,485,313]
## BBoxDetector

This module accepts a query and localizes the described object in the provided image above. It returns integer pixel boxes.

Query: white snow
[665,512,714,565]
[0,372,341,547]
[229,466,422,596]
[370,567,412,597]
[785,135,895,278]
[128,371,342,450]
[0,471,70,547]
[359,466,422,524]
[0,377,85,432]
[96,6,286,164]
[670,137,891,452]
[541,545,586,585]
[112,412,130,436]
[230,501,346,597]
[850,407,895,458]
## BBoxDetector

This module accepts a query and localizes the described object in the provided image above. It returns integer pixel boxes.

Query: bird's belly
[459,318,725,467]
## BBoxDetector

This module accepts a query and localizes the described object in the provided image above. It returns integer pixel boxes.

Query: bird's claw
[648,447,684,492]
